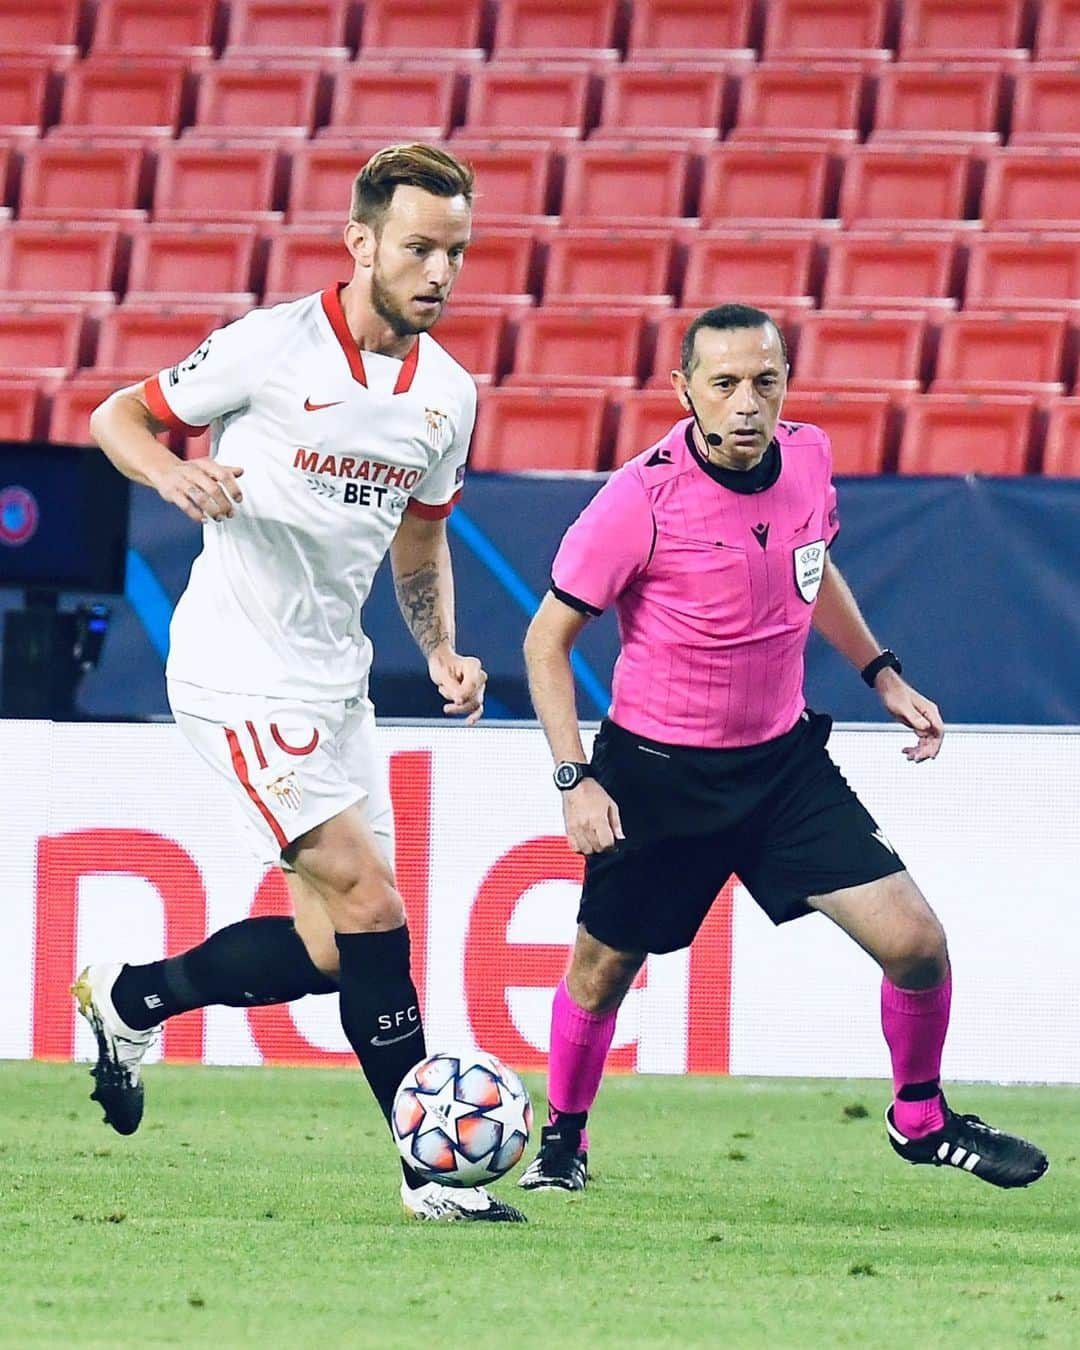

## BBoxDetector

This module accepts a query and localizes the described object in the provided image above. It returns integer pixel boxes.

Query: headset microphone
[684,393,724,447]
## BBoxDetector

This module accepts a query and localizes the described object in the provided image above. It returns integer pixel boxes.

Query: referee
[518,304,1047,1196]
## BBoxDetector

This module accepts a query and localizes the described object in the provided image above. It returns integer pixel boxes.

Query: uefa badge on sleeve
[793,539,826,603]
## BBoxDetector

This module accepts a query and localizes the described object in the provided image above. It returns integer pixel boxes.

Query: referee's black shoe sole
[886,1102,1048,1189]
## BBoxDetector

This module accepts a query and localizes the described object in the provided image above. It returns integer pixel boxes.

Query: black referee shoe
[518,1123,588,1192]
[885,1099,1048,1189]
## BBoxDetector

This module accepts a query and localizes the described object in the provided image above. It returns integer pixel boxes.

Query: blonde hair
[350,143,474,229]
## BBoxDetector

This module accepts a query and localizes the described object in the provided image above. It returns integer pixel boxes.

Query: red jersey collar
[320,283,420,394]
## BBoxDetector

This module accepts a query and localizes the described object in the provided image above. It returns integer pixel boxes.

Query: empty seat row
[5,141,1080,231]
[4,301,1078,401]
[3,377,1077,480]
[4,55,1079,145]
[6,220,1080,327]
[5,0,1078,61]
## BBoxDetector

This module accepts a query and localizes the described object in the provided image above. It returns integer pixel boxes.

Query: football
[392,1051,533,1187]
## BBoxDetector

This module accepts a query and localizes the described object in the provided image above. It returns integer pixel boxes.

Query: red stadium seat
[779,390,893,474]
[543,229,674,306]
[262,226,346,304]
[611,388,685,465]
[904,0,1028,54]
[95,305,231,377]
[491,0,619,57]
[0,223,118,302]
[191,61,323,140]
[1035,0,1080,57]
[981,150,1080,230]
[1042,398,1080,475]
[822,231,957,310]
[0,303,85,376]
[732,62,865,144]
[682,229,815,311]
[450,228,537,304]
[358,0,484,56]
[48,373,148,445]
[324,62,458,140]
[763,0,889,58]
[18,140,146,223]
[91,0,214,56]
[0,144,10,217]
[287,140,394,223]
[932,312,1068,397]
[965,232,1080,314]
[460,63,591,139]
[56,58,187,139]
[126,224,256,305]
[471,387,609,470]
[0,57,60,137]
[154,140,281,224]
[594,62,725,141]
[627,0,754,59]
[431,304,515,383]
[793,310,927,392]
[0,0,78,55]
[897,393,1034,474]
[448,140,554,223]
[899,0,1026,59]
[506,307,644,387]
[560,144,692,224]
[225,0,350,55]
[700,142,834,228]
[0,379,43,440]
[839,146,973,227]
[1010,64,1080,147]
[871,62,1002,146]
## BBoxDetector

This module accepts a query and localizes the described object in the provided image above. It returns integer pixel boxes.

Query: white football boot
[401,1179,527,1222]
[71,962,160,1135]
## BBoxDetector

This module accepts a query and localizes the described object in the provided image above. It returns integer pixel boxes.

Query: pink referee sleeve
[550,467,655,614]
[820,429,840,545]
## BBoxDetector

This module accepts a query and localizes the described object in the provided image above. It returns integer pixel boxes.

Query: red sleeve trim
[407,489,461,520]
[144,375,208,436]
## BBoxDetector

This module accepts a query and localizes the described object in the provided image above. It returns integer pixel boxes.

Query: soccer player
[76,144,525,1223]
[518,304,1048,1195]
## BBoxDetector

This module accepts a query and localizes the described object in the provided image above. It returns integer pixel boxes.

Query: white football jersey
[146,285,476,700]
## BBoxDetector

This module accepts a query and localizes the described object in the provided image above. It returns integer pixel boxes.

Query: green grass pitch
[1,1062,1077,1348]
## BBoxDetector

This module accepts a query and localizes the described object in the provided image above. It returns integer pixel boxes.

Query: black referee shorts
[578,712,906,955]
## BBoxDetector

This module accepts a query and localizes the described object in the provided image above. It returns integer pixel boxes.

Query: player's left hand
[428,647,487,726]
[875,673,944,762]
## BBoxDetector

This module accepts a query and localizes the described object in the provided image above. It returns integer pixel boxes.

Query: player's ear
[670,368,691,410]
[344,219,377,269]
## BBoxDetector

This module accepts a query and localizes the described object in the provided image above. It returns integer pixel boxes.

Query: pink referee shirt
[551,418,839,748]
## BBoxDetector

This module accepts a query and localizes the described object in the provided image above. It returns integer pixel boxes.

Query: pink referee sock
[881,969,952,1139]
[546,977,618,1152]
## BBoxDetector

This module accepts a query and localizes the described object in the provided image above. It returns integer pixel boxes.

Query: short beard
[370,264,433,339]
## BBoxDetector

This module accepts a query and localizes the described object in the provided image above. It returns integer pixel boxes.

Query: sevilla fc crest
[793,539,826,603]
[265,770,303,813]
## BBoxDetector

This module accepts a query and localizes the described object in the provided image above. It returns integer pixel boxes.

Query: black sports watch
[861,649,903,687]
[553,761,594,792]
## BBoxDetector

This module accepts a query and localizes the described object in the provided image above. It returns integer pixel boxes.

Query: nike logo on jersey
[304,396,344,411]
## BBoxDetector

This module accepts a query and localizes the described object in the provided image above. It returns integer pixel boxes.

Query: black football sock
[110,916,338,1031]
[334,926,428,1188]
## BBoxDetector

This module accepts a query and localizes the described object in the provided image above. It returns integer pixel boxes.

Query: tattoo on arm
[394,561,450,658]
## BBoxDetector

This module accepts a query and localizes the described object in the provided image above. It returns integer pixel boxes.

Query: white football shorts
[168,680,393,869]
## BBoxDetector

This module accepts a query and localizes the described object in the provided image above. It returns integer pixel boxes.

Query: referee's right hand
[563,780,625,856]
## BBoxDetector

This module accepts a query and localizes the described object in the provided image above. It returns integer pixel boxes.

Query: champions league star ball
[392,1051,533,1187]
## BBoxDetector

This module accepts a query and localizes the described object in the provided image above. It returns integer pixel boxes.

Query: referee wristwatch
[861,649,902,687]
[553,761,594,792]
